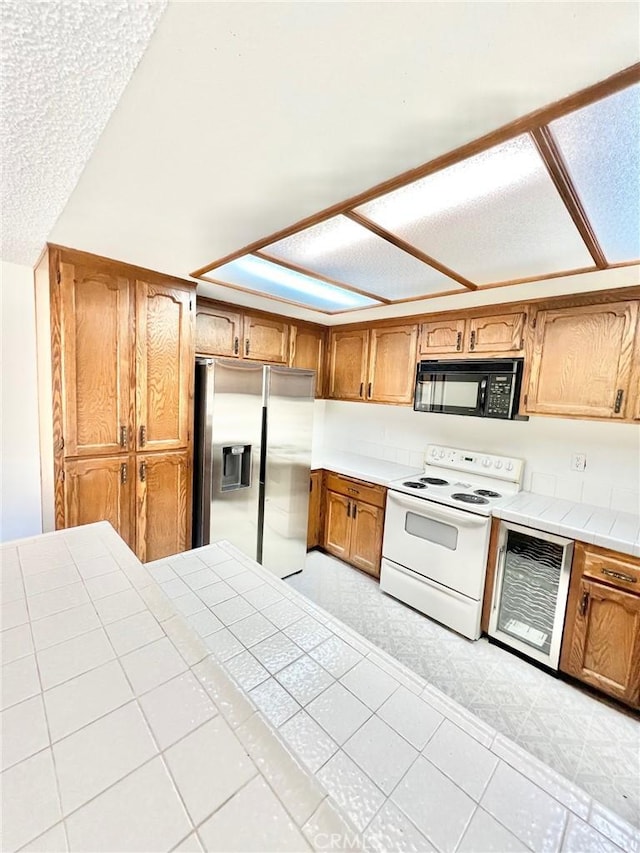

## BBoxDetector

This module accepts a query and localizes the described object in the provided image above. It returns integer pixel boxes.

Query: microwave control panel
[486,375,514,417]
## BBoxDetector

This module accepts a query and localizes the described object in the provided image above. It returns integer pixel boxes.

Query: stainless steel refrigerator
[192,358,315,579]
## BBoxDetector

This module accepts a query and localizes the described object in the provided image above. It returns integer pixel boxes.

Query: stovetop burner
[474,489,502,498]
[420,477,449,486]
[451,493,489,505]
[404,481,428,489]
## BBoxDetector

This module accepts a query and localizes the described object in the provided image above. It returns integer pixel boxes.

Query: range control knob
[494,460,503,469]
[430,448,438,457]
[438,449,445,459]
[505,461,514,471]
[482,457,491,467]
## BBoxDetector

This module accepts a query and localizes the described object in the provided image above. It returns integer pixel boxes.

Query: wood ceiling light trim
[343,210,477,291]
[253,250,392,304]
[531,126,608,269]
[190,63,640,289]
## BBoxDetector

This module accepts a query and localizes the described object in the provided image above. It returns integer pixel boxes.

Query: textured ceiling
[0,0,167,265]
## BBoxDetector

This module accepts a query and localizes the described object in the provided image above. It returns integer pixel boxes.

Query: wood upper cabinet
[468,313,526,354]
[419,318,465,355]
[323,491,351,561]
[328,329,369,400]
[349,501,384,576]
[64,456,134,550]
[136,451,190,563]
[195,304,241,357]
[244,314,288,363]
[59,261,134,456]
[307,470,323,549]
[291,325,325,397]
[136,280,194,452]
[525,301,638,419]
[367,325,418,404]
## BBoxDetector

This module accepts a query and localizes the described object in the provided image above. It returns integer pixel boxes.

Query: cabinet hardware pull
[359,382,363,398]
[120,463,127,484]
[347,488,358,495]
[245,339,250,356]
[139,461,146,482]
[614,389,624,414]
[59,436,65,451]
[367,382,372,398]
[309,479,313,493]
[120,426,127,448]
[233,336,239,355]
[469,330,476,351]
[580,590,589,616]
[456,332,462,351]
[139,425,146,447]
[346,501,351,518]
[601,567,636,583]
[352,503,357,518]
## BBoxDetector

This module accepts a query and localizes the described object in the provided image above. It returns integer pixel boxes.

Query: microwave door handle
[479,378,488,413]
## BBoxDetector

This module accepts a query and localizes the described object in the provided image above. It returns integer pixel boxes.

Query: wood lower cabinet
[291,325,325,398]
[322,473,386,578]
[560,543,640,708]
[64,456,134,550]
[367,325,418,404]
[244,314,288,363]
[307,470,323,549]
[136,280,194,452]
[136,451,190,563]
[525,301,638,419]
[195,305,241,357]
[328,329,369,400]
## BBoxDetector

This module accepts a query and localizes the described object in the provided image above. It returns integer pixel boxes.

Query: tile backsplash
[314,401,640,513]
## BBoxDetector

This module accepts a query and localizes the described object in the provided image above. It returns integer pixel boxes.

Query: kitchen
[3,5,638,849]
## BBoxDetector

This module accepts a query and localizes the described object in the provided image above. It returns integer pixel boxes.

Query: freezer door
[261,367,315,579]
[208,360,264,560]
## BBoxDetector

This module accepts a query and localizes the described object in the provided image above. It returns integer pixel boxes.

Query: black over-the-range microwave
[414,358,525,419]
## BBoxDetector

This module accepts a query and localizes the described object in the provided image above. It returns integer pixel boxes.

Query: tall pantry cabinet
[43,247,195,561]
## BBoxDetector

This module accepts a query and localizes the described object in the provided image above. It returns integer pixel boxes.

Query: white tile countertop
[313,451,640,558]
[494,492,640,558]
[2,522,639,853]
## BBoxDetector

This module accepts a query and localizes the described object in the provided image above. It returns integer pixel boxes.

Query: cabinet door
[350,501,384,578]
[328,329,369,400]
[367,325,418,404]
[419,318,465,355]
[196,305,241,357]
[291,325,325,397]
[468,313,526,354]
[244,315,288,363]
[60,262,133,456]
[323,491,351,561]
[136,281,194,451]
[136,451,190,563]
[307,471,323,549]
[562,578,640,706]
[525,302,638,418]
[64,456,134,550]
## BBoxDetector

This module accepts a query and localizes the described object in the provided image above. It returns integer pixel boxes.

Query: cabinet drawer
[325,472,386,508]
[581,545,640,593]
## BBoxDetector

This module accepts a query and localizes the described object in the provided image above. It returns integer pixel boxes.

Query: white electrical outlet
[571,453,587,472]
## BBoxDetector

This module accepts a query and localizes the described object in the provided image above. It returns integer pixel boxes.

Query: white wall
[1,260,43,540]
[317,401,640,514]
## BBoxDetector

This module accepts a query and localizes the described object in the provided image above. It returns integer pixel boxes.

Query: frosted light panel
[206,255,381,312]
[550,84,640,262]
[355,135,594,284]
[263,215,465,299]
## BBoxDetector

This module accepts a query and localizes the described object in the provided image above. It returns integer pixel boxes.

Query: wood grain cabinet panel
[136,451,190,563]
[349,501,384,577]
[419,318,466,355]
[468,313,526,354]
[525,302,638,419]
[323,491,352,561]
[328,329,369,400]
[307,471,323,549]
[367,325,418,404]
[244,315,288,363]
[195,306,241,357]
[60,262,133,456]
[291,325,325,397]
[64,456,134,550]
[136,281,194,452]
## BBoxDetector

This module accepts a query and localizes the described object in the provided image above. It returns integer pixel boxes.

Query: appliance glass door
[415,372,485,415]
[383,491,491,600]
[490,523,573,668]
[261,367,315,579]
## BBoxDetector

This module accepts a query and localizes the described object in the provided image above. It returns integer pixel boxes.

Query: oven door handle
[387,490,488,527]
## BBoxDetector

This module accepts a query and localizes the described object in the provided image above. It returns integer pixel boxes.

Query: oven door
[382,490,491,600]
[414,370,488,416]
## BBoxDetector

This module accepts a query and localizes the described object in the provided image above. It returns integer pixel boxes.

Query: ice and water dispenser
[221,445,252,491]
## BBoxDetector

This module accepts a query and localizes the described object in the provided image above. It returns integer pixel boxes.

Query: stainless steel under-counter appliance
[488,521,573,669]
[192,358,315,579]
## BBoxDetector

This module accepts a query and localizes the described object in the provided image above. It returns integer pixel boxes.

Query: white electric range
[380,444,524,640]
